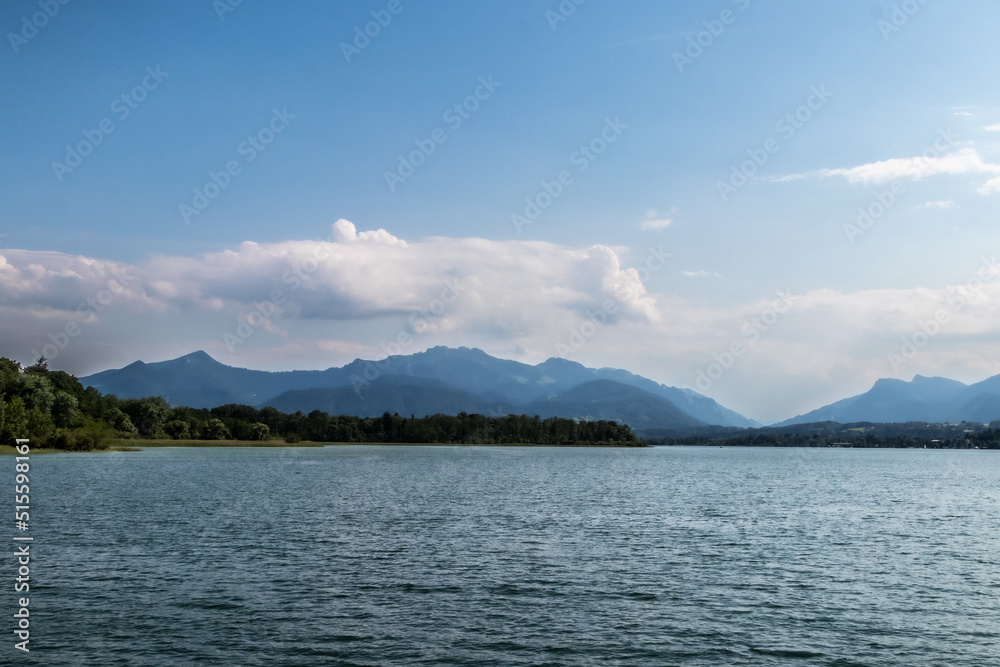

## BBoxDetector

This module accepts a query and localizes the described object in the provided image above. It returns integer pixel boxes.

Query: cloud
[0,221,666,362]
[0,251,156,315]
[977,176,1000,195]
[681,270,721,278]
[330,218,407,246]
[640,218,673,230]
[6,223,1000,424]
[780,147,1000,194]
[921,200,954,209]
[819,148,1000,185]
[639,207,676,231]
[986,124,1000,132]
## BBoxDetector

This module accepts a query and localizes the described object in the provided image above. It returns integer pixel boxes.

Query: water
[13,445,1000,665]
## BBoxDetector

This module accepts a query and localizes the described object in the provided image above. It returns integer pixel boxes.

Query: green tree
[0,397,28,443]
[164,419,191,440]
[202,418,231,440]
[106,407,139,436]
[52,391,83,428]
[119,397,170,438]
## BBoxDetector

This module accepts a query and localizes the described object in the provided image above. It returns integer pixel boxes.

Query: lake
[17,445,1000,665]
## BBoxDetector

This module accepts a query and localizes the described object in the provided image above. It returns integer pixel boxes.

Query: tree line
[649,420,1000,449]
[0,357,642,450]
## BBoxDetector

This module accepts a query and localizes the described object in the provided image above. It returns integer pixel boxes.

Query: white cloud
[6,223,1000,423]
[818,147,1000,185]
[977,175,1000,195]
[986,124,1000,132]
[639,207,676,231]
[922,200,954,209]
[330,218,407,246]
[0,221,664,361]
[640,218,673,230]
[780,147,1000,194]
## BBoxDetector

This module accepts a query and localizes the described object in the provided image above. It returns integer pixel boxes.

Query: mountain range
[80,348,1000,430]
[778,374,1000,425]
[80,347,758,431]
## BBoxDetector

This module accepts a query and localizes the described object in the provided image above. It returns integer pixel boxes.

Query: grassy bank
[1,440,648,453]
[128,439,326,448]
[0,445,71,454]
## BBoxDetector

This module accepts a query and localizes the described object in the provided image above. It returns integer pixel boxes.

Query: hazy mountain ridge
[81,347,754,430]
[778,374,1000,425]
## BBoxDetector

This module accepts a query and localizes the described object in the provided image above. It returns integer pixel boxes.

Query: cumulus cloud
[330,218,407,246]
[0,251,156,315]
[0,221,667,360]
[6,222,1000,423]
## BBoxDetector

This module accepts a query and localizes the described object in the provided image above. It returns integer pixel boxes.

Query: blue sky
[2,0,1000,422]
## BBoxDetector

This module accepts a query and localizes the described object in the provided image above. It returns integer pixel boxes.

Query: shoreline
[0,439,649,453]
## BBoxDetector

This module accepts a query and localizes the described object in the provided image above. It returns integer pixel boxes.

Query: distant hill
[265,376,502,418]
[81,346,756,429]
[266,377,706,432]
[80,350,344,408]
[778,374,1000,425]
[521,379,705,431]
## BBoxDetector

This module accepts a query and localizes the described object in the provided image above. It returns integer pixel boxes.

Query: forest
[649,420,1000,449]
[0,357,642,450]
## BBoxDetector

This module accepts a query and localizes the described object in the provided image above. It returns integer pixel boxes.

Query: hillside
[82,347,755,429]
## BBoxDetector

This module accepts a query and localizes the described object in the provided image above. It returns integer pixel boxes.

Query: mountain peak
[171,350,221,366]
[538,356,587,370]
[911,374,967,388]
[80,346,757,428]
[421,345,489,359]
[870,377,907,390]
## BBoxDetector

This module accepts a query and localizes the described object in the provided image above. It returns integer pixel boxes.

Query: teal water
[13,445,1000,665]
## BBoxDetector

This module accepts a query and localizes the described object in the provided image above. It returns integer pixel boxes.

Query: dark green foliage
[0,359,642,449]
[249,422,269,441]
[650,420,1000,449]
[202,418,231,440]
[119,397,170,438]
[164,419,190,440]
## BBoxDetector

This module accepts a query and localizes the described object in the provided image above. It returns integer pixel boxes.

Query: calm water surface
[14,445,1000,665]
